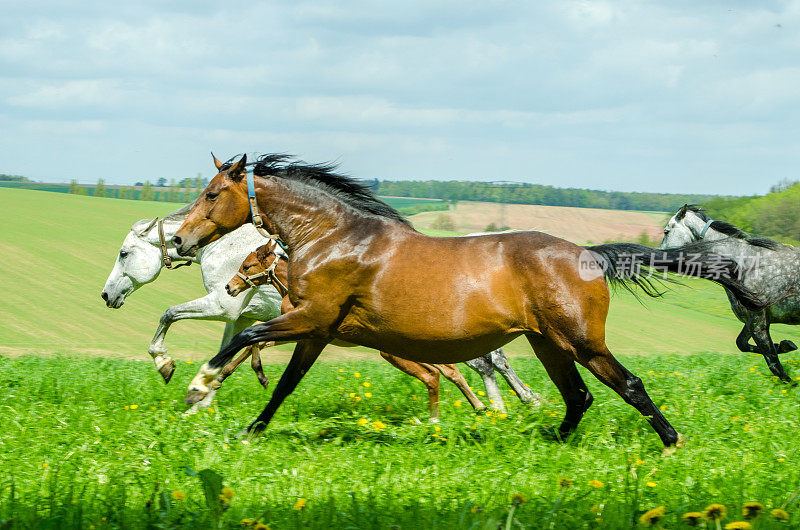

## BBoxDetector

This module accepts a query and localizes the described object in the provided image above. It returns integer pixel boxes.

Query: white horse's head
[659,205,707,249]
[101,218,163,308]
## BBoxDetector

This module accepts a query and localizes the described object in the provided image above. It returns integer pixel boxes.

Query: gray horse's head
[659,205,709,249]
[101,218,164,308]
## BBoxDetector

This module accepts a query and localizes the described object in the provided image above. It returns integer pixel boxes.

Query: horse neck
[141,218,200,264]
[254,177,353,250]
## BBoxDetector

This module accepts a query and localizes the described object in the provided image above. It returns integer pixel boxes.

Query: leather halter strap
[698,219,714,239]
[246,170,288,252]
[157,219,192,270]
[236,245,288,296]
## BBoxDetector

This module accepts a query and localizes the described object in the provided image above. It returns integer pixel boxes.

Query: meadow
[3,188,800,528]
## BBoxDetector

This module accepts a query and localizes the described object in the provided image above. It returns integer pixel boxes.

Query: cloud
[0,0,799,195]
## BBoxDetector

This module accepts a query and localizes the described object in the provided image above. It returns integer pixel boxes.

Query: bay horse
[209,242,541,418]
[661,204,800,383]
[173,153,765,447]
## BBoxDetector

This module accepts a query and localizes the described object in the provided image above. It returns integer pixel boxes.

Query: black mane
[678,205,782,250]
[221,154,410,226]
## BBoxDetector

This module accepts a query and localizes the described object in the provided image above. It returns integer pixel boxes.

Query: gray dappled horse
[661,205,798,383]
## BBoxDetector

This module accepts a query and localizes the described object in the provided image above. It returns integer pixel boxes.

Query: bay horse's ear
[226,154,247,182]
[212,152,223,170]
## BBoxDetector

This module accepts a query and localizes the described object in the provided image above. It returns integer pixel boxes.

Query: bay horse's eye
[206,191,218,201]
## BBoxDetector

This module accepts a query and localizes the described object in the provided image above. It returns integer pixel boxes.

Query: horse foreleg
[489,348,543,405]
[380,353,441,420]
[148,294,226,383]
[185,346,254,406]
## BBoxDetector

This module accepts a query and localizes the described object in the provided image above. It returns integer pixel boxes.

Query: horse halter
[157,219,192,270]
[695,219,714,240]
[236,243,289,297]
[246,170,288,252]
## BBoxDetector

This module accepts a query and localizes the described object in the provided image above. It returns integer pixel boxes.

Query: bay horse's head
[226,244,284,297]
[173,154,250,256]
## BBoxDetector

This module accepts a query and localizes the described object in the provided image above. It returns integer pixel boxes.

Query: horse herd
[101,153,800,451]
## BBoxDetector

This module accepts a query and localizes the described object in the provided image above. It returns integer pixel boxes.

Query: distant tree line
[702,181,800,245]
[64,175,210,202]
[375,180,724,212]
[0,174,31,182]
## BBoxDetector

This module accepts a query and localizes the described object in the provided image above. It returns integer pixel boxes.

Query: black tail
[585,242,766,311]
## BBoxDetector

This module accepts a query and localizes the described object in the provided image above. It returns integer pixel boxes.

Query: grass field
[3,187,800,528]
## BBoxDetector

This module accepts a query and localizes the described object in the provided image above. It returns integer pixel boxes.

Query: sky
[1,1,798,195]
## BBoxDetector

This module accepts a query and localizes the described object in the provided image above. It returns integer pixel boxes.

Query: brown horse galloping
[173,154,764,447]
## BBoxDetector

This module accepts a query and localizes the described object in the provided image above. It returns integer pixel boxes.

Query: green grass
[2,354,800,528]
[4,187,800,528]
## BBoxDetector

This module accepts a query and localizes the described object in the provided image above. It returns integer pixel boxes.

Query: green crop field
[2,187,800,528]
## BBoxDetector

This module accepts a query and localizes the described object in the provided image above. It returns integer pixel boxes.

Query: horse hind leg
[749,318,794,384]
[433,363,488,411]
[380,352,442,421]
[250,341,273,388]
[526,334,593,441]
[736,324,795,355]
[579,345,680,449]
[489,348,542,406]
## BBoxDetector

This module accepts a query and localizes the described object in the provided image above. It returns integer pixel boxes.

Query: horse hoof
[159,359,176,384]
[662,433,685,457]
[185,389,207,405]
[779,340,797,354]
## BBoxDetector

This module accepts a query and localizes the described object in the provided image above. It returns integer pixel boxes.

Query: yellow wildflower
[588,480,604,489]
[639,506,665,526]
[293,498,307,511]
[705,504,728,521]
[498,413,508,419]
[742,502,764,520]
[353,372,361,377]
[363,382,371,388]
[240,519,255,526]
[253,523,270,530]
[130,404,139,410]
[207,408,215,414]
[470,505,483,513]
[357,418,368,426]
[454,400,462,407]
[171,491,186,501]
[682,512,704,526]
[646,481,657,488]
[372,420,387,431]
[434,425,441,432]
[771,508,789,521]
[724,523,752,530]
[364,392,372,398]
[559,477,572,489]
[635,459,645,466]
[348,392,356,398]
[221,487,234,500]
[477,390,486,396]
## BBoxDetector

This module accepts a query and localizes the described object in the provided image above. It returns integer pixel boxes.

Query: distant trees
[95,179,106,197]
[139,181,155,201]
[68,180,88,195]
[430,213,455,231]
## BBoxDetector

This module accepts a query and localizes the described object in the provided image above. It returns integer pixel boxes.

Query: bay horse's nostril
[101,291,109,302]
[172,235,182,246]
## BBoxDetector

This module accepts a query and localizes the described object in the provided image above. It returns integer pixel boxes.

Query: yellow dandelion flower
[498,413,508,419]
[510,493,526,505]
[434,425,441,432]
[353,372,361,377]
[639,506,665,526]
[779,457,786,462]
[130,404,139,410]
[659,405,667,410]
[171,490,186,501]
[682,512,704,526]
[338,368,344,373]
[355,396,362,401]
[363,381,371,388]
[559,477,572,489]
[42,463,49,468]
[293,498,307,510]
[635,459,645,466]
[372,420,386,431]
[253,523,270,530]
[470,505,483,514]
[646,481,657,488]
[588,480,604,489]
[742,502,764,520]
[357,418,368,426]
[207,408,215,414]
[705,504,728,521]
[477,390,486,396]
[348,392,356,398]
[724,522,752,530]
[240,519,255,526]
[454,400,462,407]
[221,487,234,500]
[771,508,789,521]
[364,392,372,398]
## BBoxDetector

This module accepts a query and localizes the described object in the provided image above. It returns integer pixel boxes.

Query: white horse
[101,204,539,414]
